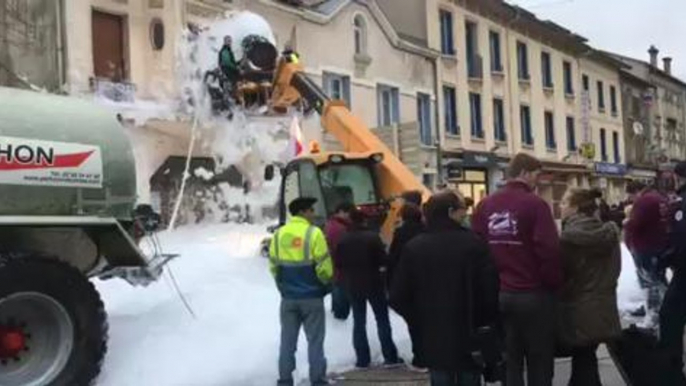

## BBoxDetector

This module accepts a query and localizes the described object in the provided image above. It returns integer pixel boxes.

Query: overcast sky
[510,0,686,80]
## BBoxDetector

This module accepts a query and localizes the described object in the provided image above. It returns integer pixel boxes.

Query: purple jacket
[472,180,563,292]
[624,190,670,256]
[325,216,351,282]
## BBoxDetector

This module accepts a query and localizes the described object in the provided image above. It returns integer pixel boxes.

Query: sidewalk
[334,345,626,385]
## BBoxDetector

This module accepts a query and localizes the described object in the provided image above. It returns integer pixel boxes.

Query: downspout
[431,56,443,187]
[56,0,66,91]
[504,10,521,158]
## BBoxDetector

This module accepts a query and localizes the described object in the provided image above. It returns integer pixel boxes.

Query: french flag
[289,116,304,158]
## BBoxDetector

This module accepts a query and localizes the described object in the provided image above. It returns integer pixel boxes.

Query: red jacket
[472,180,562,292]
[324,216,351,282]
[624,190,670,256]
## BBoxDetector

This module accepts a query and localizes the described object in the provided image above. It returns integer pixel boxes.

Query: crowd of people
[267,152,686,386]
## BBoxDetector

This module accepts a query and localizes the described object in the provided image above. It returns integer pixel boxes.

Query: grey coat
[558,213,622,348]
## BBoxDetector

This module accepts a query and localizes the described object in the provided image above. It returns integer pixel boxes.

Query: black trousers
[659,275,686,383]
[407,317,425,368]
[568,345,601,386]
[500,291,556,386]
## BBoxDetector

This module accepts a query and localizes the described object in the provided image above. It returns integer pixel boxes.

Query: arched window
[353,15,367,55]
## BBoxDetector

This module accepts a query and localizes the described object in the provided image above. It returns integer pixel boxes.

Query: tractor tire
[0,257,108,386]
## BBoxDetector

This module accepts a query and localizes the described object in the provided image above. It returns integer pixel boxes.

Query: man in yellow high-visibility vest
[270,197,333,386]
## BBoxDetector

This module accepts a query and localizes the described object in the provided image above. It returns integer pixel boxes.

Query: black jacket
[336,227,387,297]
[390,221,499,371]
[388,221,425,281]
[666,186,686,275]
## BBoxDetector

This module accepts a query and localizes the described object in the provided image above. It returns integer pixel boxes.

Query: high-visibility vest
[269,216,332,298]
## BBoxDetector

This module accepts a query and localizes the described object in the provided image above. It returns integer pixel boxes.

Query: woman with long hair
[558,189,622,385]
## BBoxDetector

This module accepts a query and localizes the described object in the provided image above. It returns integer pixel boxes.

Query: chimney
[664,57,673,75]
[649,45,659,67]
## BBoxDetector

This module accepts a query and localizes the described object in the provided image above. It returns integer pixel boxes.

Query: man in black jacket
[390,191,500,386]
[388,202,426,370]
[659,161,686,385]
[336,209,401,368]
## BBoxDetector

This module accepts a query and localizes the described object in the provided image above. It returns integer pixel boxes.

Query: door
[92,10,126,81]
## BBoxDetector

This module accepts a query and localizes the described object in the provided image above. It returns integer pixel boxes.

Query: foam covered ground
[94,225,412,386]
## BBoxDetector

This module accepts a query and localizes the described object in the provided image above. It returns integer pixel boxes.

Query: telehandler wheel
[0,258,107,386]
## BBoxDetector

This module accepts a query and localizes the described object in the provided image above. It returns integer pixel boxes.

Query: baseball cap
[288,197,318,216]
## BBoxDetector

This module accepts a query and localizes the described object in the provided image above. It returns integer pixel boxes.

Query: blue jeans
[633,251,668,315]
[278,298,327,386]
[349,291,398,367]
[430,370,481,386]
[331,284,350,320]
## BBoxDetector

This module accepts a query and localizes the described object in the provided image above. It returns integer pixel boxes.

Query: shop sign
[594,162,627,176]
[462,151,496,167]
[446,162,462,179]
[580,143,596,160]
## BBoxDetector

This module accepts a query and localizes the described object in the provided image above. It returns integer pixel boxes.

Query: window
[323,72,351,106]
[517,42,529,80]
[150,18,165,51]
[597,81,605,111]
[600,128,608,161]
[541,52,553,88]
[377,84,399,127]
[520,105,533,146]
[563,61,573,95]
[493,98,506,142]
[319,164,378,213]
[489,31,502,72]
[443,86,458,135]
[353,15,367,55]
[566,116,577,151]
[466,21,480,78]
[582,74,590,91]
[439,10,455,55]
[610,86,618,115]
[613,131,620,163]
[470,93,483,139]
[417,93,433,146]
[545,111,556,150]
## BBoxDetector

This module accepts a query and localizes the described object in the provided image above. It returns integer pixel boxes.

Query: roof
[297,150,381,166]
[458,0,626,70]
[606,52,686,89]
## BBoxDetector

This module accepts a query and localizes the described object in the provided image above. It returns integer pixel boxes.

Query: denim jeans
[349,291,399,367]
[633,251,668,318]
[430,370,481,386]
[331,284,351,320]
[277,298,327,386]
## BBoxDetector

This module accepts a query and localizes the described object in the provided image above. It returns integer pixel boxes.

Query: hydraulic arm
[270,58,431,203]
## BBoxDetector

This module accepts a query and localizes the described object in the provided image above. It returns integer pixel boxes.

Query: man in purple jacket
[473,153,562,386]
[624,181,670,327]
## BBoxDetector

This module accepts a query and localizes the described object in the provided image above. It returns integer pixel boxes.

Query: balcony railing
[90,77,137,103]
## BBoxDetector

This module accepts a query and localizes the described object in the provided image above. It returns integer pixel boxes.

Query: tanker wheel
[0,258,107,386]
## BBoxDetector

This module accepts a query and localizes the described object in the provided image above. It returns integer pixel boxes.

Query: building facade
[612,47,686,191]
[378,0,628,210]
[243,0,440,186]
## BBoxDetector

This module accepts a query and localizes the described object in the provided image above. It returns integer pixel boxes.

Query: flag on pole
[289,115,304,158]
